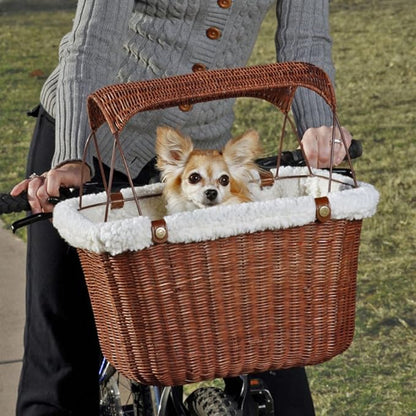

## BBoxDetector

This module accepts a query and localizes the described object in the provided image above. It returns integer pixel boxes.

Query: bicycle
[1,141,361,416]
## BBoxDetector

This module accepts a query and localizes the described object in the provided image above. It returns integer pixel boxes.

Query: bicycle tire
[185,387,241,416]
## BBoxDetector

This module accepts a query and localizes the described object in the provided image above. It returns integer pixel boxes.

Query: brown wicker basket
[78,220,362,386]
[54,62,378,386]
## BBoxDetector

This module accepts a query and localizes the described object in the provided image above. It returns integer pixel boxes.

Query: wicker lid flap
[87,62,336,135]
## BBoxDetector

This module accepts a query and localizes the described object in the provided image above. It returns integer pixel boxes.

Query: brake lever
[11,187,78,233]
[10,182,129,233]
[11,212,53,233]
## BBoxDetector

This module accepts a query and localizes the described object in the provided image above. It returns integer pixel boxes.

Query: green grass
[236,2,416,413]
[1,1,415,414]
[0,10,75,234]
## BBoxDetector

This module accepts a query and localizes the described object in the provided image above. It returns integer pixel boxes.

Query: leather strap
[151,219,168,244]
[110,192,124,210]
[260,171,275,187]
[315,196,331,222]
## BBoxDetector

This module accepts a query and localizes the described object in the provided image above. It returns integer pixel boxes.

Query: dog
[155,126,262,214]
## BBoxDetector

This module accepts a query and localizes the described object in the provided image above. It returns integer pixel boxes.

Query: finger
[318,139,333,169]
[45,163,88,196]
[10,179,30,197]
[36,179,55,213]
[309,125,336,168]
[315,126,344,167]
[43,170,62,197]
[26,177,45,214]
[333,142,347,165]
[332,127,352,165]
[301,130,319,168]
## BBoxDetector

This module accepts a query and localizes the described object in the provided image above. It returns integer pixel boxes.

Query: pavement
[0,0,76,404]
[0,221,134,415]
[0,223,26,415]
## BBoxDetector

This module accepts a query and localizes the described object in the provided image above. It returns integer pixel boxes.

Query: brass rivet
[319,205,330,218]
[155,226,167,240]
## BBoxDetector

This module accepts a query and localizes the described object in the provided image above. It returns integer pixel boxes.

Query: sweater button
[206,27,221,40]
[179,103,192,112]
[192,63,207,72]
[217,0,232,8]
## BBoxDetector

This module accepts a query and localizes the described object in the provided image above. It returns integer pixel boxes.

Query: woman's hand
[301,126,353,168]
[10,162,91,214]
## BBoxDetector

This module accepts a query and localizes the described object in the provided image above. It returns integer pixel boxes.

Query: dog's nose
[205,189,218,201]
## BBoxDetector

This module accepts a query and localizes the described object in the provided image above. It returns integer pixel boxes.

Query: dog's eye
[188,173,201,184]
[219,175,229,186]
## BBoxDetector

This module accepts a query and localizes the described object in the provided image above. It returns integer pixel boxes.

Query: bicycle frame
[98,356,275,416]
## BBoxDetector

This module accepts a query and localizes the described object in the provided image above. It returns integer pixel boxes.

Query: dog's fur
[156,126,261,214]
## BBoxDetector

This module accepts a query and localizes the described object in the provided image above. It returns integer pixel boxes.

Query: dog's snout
[205,189,218,201]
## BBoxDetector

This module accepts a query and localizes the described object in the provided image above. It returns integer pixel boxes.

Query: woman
[12,1,351,414]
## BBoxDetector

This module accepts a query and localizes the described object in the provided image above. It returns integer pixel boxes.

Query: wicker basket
[53,62,379,386]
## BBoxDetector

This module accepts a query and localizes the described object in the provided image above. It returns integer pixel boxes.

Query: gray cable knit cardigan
[40,0,334,177]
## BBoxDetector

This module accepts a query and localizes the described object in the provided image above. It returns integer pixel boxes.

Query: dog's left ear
[222,129,261,169]
[156,126,194,175]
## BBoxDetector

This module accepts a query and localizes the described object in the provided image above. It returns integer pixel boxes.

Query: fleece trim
[53,167,379,255]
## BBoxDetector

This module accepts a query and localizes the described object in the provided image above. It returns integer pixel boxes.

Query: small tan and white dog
[156,126,262,214]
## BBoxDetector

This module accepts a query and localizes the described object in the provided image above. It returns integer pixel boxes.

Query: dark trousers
[16,106,101,415]
[249,369,315,415]
[16,105,315,415]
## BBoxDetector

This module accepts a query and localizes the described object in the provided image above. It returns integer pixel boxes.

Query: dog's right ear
[156,126,193,175]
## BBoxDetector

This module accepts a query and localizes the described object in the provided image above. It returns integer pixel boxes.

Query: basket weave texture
[58,62,376,386]
[78,220,361,386]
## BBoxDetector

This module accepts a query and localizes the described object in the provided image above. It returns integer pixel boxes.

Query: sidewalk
[0,224,26,415]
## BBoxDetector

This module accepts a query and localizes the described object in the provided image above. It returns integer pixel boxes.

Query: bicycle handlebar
[0,192,31,214]
[0,139,362,231]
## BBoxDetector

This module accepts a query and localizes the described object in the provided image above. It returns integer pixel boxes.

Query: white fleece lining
[53,167,379,255]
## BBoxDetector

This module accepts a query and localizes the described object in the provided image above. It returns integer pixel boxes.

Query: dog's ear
[222,129,261,169]
[156,126,193,174]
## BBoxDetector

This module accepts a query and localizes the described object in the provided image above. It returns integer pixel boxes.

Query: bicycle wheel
[100,371,154,416]
[185,387,241,416]
[99,372,124,416]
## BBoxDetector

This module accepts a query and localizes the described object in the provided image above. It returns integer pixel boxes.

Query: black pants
[16,106,102,416]
[248,369,315,415]
[16,105,315,415]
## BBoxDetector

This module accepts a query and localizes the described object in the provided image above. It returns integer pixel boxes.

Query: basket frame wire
[79,62,356,219]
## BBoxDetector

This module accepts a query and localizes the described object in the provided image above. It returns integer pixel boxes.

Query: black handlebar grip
[348,138,362,159]
[0,192,31,214]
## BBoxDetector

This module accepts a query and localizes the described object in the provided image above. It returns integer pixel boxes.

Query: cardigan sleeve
[275,0,335,136]
[51,0,135,169]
